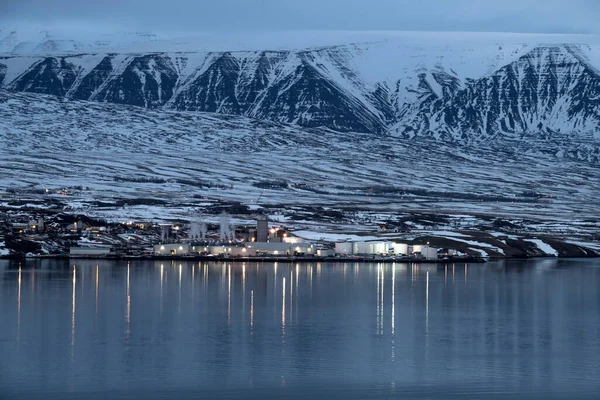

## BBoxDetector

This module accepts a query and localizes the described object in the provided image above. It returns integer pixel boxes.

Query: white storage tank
[391,243,409,255]
[354,242,371,254]
[335,242,354,255]
[372,242,390,254]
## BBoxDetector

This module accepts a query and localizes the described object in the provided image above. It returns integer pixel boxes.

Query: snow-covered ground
[292,231,380,242]
[525,239,559,256]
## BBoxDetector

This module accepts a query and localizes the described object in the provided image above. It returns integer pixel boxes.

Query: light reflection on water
[0,259,600,399]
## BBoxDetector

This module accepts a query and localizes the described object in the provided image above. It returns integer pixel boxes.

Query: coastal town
[0,211,472,262]
[2,206,599,261]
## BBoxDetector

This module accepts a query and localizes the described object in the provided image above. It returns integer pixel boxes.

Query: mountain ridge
[1,35,600,139]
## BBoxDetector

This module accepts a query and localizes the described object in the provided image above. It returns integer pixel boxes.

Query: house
[11,223,28,234]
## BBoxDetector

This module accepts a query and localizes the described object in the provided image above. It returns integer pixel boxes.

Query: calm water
[1,259,600,399]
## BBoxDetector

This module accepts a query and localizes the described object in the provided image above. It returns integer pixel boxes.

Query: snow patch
[524,239,558,256]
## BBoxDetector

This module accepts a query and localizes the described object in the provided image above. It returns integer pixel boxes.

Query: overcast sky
[1,0,598,35]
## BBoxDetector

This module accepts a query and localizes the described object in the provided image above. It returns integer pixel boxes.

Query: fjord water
[1,260,599,399]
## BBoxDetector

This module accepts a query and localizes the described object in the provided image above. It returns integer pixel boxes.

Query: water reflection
[0,259,599,399]
[95,265,99,321]
[71,265,76,360]
[126,264,131,341]
[250,289,254,331]
[282,276,286,336]
[425,270,429,335]
[16,265,21,347]
[391,264,395,362]
[228,264,231,326]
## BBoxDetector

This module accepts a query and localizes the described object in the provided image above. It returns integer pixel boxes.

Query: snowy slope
[2,90,600,225]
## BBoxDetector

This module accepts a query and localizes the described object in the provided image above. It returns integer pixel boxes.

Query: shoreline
[3,254,596,263]
[2,254,487,263]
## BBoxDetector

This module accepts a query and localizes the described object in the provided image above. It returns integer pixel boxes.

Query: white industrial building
[153,242,316,257]
[246,242,316,256]
[154,243,191,256]
[70,247,112,257]
[334,241,439,259]
[335,241,393,255]
[334,242,354,255]
[205,245,253,257]
[317,248,335,257]
[391,243,409,255]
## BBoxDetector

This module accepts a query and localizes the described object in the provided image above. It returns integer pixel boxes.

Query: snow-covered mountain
[2,31,600,232]
[2,31,600,138]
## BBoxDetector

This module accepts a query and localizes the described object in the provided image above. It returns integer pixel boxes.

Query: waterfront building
[154,243,191,256]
